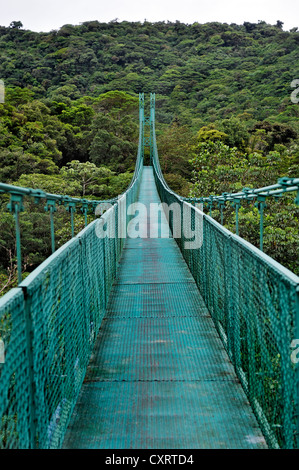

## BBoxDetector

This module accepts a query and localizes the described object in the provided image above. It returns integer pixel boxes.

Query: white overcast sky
[1,0,298,32]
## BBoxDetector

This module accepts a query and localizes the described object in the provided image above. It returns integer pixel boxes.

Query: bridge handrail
[183,178,299,205]
[0,182,116,204]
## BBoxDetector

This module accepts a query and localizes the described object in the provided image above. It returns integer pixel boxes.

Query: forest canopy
[0,19,298,290]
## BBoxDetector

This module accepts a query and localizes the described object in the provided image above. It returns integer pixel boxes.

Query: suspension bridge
[0,93,299,449]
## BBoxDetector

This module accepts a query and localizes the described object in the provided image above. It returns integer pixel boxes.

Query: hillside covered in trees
[0,19,298,290]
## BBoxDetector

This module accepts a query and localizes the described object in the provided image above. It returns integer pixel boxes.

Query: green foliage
[164,173,192,196]
[97,91,138,118]
[0,20,298,128]
[196,125,228,143]
[108,171,134,197]
[215,117,250,150]
[189,139,299,275]
[156,122,194,180]
[0,86,139,292]
[189,140,248,196]
[60,160,113,196]
[89,111,138,172]
[0,149,59,181]
[0,19,298,286]
[15,173,81,195]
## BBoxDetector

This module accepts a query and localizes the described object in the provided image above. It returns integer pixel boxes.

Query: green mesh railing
[0,288,32,448]
[1,92,299,449]
[150,92,299,449]
[0,94,144,449]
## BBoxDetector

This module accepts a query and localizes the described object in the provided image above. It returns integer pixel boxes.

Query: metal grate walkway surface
[62,167,267,449]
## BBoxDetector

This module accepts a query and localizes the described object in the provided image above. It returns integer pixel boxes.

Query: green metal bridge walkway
[62,166,267,449]
[0,93,299,449]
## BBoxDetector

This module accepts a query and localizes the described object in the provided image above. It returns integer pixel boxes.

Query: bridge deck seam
[115,280,195,285]
[83,378,240,384]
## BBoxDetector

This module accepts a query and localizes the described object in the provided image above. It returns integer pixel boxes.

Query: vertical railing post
[231,198,241,236]
[67,202,76,238]
[14,204,22,285]
[150,93,155,167]
[64,198,76,237]
[255,196,266,251]
[45,199,56,254]
[93,202,98,220]
[208,197,214,217]
[81,202,89,227]
[219,201,225,225]
[7,193,24,284]
[235,201,240,236]
[50,207,55,253]
[139,92,145,163]
[220,193,228,226]
[70,207,75,238]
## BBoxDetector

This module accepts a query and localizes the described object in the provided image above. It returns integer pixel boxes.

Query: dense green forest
[0,19,298,293]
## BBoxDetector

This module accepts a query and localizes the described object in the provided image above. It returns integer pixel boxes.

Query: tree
[5,87,34,105]
[189,138,298,275]
[196,125,227,143]
[60,160,114,196]
[249,121,298,153]
[15,173,80,195]
[97,91,138,120]
[59,104,94,126]
[89,111,138,171]
[0,149,58,182]
[9,21,23,29]
[189,140,247,197]
[216,117,250,151]
[157,122,194,179]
